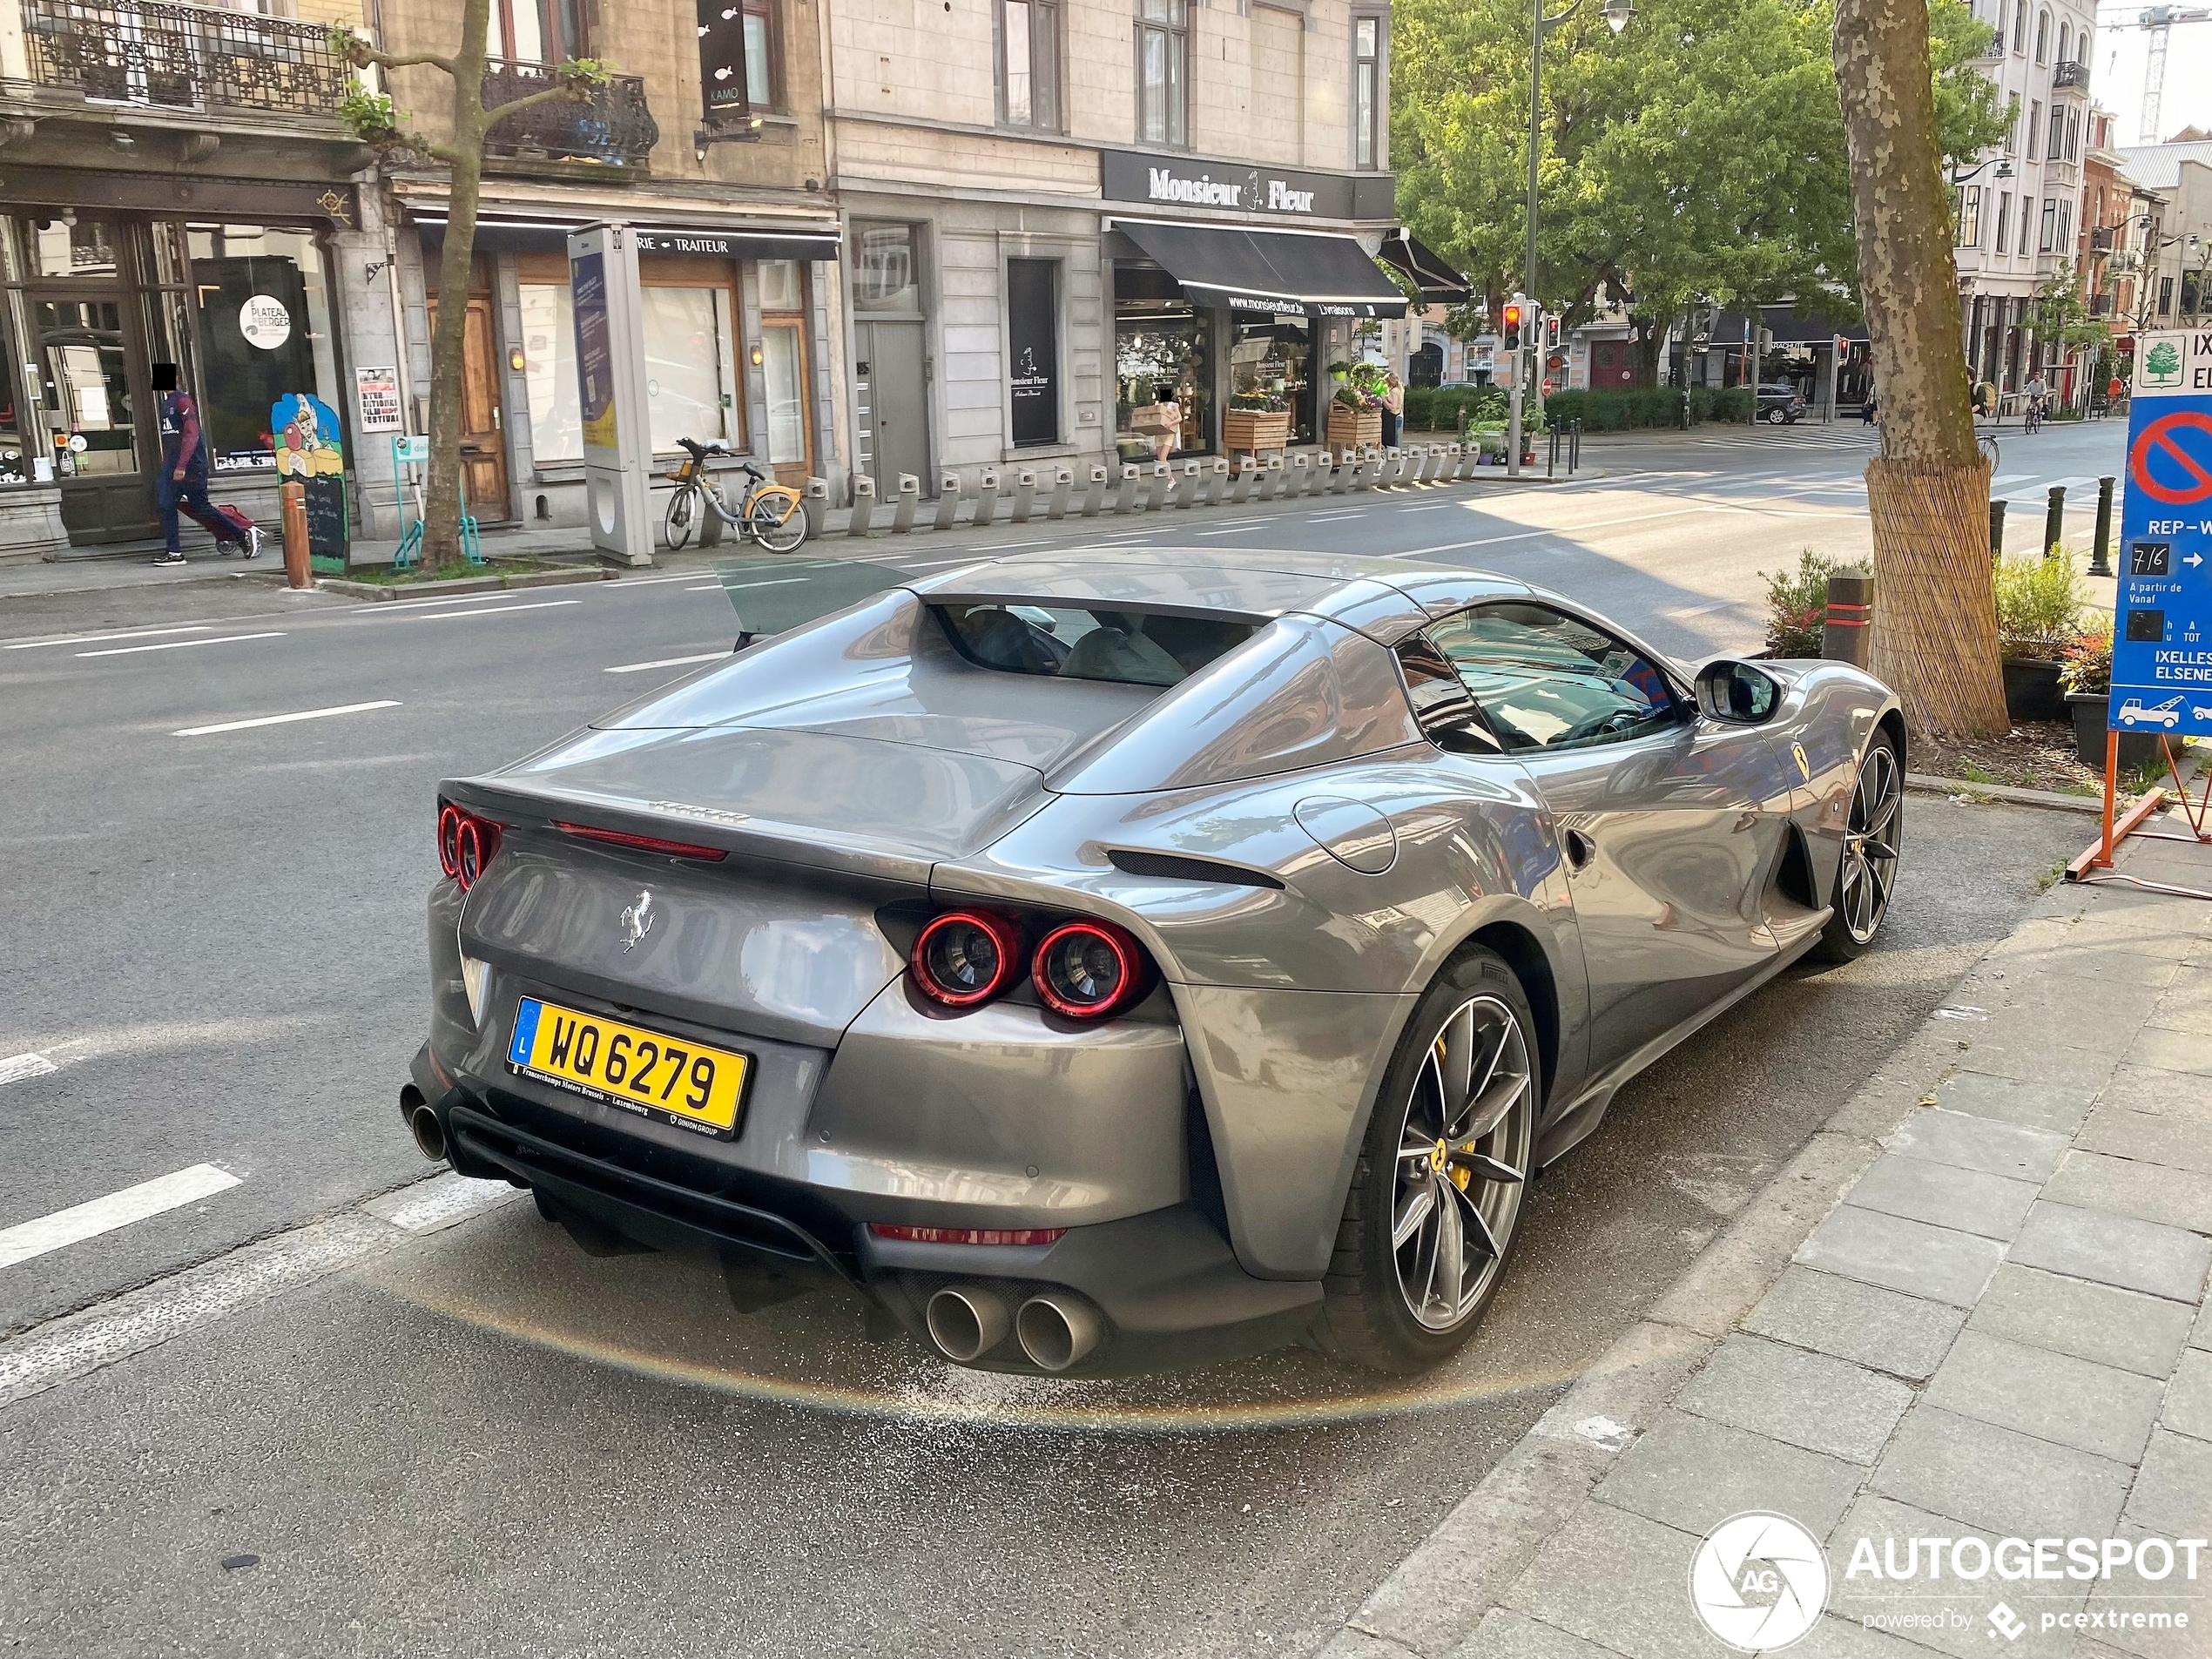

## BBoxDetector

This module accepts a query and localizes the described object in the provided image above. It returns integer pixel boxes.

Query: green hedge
[1403,383,1508,430]
[1540,386,1753,429]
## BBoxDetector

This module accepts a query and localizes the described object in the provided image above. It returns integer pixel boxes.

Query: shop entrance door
[30,293,157,545]
[856,320,927,491]
[430,295,511,520]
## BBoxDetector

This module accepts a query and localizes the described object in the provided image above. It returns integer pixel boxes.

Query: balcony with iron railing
[15,0,354,122]
[2053,58,2090,90]
[482,57,658,172]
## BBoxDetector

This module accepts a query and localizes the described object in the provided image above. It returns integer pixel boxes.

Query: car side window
[1424,603,1683,752]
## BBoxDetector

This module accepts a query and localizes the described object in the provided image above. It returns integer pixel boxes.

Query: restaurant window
[11,215,122,280]
[997,0,1061,132]
[1135,0,1188,147]
[497,0,586,62]
[642,284,741,455]
[1229,313,1315,445]
[1115,268,1211,459]
[185,224,338,473]
[1354,17,1381,170]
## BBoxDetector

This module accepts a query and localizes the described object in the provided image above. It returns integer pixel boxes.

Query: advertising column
[568,224,654,566]
[2111,329,2212,744]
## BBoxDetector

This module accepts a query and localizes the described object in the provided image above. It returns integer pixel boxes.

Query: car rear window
[932,603,1255,687]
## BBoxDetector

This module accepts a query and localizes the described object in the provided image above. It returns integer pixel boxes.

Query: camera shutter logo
[1689,1511,1830,1652]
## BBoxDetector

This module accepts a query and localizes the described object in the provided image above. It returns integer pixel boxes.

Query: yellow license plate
[507,997,749,1139]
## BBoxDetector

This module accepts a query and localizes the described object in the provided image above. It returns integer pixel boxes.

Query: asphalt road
[0,419,2119,1656]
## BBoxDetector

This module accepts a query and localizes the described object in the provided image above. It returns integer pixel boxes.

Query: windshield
[932,603,1255,687]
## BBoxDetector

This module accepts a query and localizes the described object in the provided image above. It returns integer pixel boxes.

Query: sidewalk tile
[1844,1152,2040,1241]
[1743,1266,1966,1381]
[1757,1615,1933,1657]
[2148,974,2212,1036]
[2122,1027,2212,1078]
[1826,1494,2086,1659]
[2079,1543,2212,1659]
[2009,1201,2212,1304]
[2094,1066,2212,1123]
[1923,1329,2165,1465]
[1317,1631,1419,1659]
[2122,1428,2212,1539]
[1452,1608,1622,1659]
[2195,1298,2212,1353]
[1968,1264,2198,1378]
[2163,1349,2212,1442]
[1990,939,2179,991]
[1501,1499,1712,1659]
[1949,1040,2123,1093]
[1887,1108,2069,1183]
[1981,965,2162,1023]
[2044,1149,2212,1235]
[1930,1069,2098,1136]
[1973,1007,2143,1059]
[1674,1334,1913,1465]
[1796,1207,2006,1307]
[1871,1404,2132,1539]
[2076,1103,2212,1178]
[1594,1409,1864,1539]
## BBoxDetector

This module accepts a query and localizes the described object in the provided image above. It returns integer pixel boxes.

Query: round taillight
[912,910,1023,1007]
[437,804,462,880]
[1033,920,1149,1020]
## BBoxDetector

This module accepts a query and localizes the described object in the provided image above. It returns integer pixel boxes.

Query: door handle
[1562,828,1596,871]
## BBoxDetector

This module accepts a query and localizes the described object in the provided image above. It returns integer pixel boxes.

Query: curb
[317,564,615,601]
[1902,772,2102,813]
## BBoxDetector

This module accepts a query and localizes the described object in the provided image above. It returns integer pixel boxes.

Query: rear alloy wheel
[1320,948,1539,1372]
[749,491,806,553]
[1815,732,1902,961]
[1767,406,1788,424]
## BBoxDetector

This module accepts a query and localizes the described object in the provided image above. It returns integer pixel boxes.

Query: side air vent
[1107,849,1286,889]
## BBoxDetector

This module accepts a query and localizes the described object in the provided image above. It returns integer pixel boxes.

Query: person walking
[1380,368,1405,448]
[150,362,260,567]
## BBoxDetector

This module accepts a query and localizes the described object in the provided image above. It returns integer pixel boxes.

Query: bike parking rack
[846,475,877,537]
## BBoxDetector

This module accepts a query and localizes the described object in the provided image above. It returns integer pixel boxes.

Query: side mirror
[1694,659,1782,725]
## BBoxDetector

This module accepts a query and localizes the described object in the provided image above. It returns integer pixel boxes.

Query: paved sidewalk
[1320,805,2212,1659]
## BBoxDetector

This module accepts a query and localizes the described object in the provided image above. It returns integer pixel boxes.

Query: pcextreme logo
[1689,1512,1830,1651]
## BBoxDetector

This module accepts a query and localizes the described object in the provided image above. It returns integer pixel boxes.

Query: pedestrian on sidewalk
[150,362,261,568]
[1380,369,1405,448]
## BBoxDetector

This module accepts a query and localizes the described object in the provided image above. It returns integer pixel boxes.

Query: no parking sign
[2114,331,2212,738]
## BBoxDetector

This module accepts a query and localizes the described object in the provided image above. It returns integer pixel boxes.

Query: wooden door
[430,296,510,520]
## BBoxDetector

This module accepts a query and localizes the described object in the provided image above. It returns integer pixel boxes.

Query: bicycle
[1976,429,2000,473]
[2022,395,2045,436]
[663,438,806,553]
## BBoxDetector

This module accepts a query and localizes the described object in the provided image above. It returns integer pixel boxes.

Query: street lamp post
[1507,0,1633,479]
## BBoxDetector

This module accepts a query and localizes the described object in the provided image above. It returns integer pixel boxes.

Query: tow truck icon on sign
[2118,695,2186,728]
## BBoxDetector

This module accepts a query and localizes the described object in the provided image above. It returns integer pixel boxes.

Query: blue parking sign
[2114,329,2212,738]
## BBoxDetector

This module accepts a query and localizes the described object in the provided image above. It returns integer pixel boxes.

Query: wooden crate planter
[1224,408,1291,456]
[1328,403,1382,453]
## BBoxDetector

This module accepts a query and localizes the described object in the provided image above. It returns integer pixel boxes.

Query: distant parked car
[1757,384,1806,424]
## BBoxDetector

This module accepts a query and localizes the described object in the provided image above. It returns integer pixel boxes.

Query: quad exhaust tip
[926,1285,1010,1363]
[1015,1292,1102,1372]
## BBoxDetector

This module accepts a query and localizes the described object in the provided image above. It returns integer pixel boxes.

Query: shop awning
[1377,230,1472,304]
[408,207,840,260]
[1108,218,1407,319]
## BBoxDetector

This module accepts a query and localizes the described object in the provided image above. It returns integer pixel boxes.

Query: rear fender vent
[1107,849,1285,890]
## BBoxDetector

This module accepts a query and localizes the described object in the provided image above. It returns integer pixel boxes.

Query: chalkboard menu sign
[273,392,348,570]
[1008,258,1058,448]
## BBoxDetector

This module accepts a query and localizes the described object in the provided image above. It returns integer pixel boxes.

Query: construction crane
[2101,4,2212,142]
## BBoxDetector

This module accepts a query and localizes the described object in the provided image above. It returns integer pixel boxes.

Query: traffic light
[1544,314,1561,351]
[1501,302,1524,352]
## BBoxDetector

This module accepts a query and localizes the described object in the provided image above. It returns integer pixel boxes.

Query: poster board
[2112,330,2212,741]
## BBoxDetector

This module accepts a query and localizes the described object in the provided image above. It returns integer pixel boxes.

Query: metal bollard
[971,469,1001,529]
[1176,459,1203,507]
[1823,567,1873,669]
[1046,467,1074,521]
[802,475,829,539]
[281,479,311,589]
[1204,455,1230,506]
[1146,462,1173,511]
[1570,419,1582,474]
[1008,469,1038,524]
[891,473,919,534]
[1080,464,1109,517]
[1989,497,2006,559]
[1116,463,1144,514]
[847,474,877,537]
[2090,475,2115,577]
[2043,484,2066,557]
[1547,421,1560,480]
[933,471,962,532]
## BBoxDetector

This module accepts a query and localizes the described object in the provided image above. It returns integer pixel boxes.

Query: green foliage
[1329,359,1391,408]
[2029,261,2110,358]
[1992,550,2087,658]
[2058,624,2112,695]
[1762,549,1838,658]
[336,84,401,145]
[1534,385,1746,429]
[1403,384,1509,428]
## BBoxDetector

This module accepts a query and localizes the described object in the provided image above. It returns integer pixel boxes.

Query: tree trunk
[1833,0,2007,738]
[421,0,493,567]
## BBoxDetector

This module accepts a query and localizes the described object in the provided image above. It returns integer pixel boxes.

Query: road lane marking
[76,631,284,658]
[605,651,731,675]
[1394,504,1722,558]
[7,624,213,651]
[406,599,583,622]
[1396,502,1450,511]
[0,1163,241,1271]
[718,576,812,590]
[0,1052,58,1087]
[174,699,401,738]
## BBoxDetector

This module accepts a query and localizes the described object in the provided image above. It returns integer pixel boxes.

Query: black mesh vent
[1107,849,1285,889]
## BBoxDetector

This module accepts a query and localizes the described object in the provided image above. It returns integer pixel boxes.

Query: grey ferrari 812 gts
[404,548,1903,1376]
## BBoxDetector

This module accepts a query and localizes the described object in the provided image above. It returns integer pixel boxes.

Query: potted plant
[1326,360,1386,453]
[1224,391,1291,456]
[1992,550,2086,721]
[2059,626,2156,766]
[1759,549,1837,658]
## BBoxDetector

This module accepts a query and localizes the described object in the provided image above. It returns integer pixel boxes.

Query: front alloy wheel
[1321,948,1539,1372]
[1816,732,1901,961]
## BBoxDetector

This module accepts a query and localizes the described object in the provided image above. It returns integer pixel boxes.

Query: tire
[1813,730,1903,962]
[1318,947,1541,1373]
[664,482,698,552]
[1766,407,1787,425]
[749,489,806,553]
